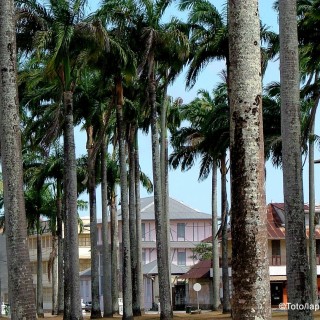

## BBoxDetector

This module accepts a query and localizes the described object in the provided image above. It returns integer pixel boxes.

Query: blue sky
[78,0,320,216]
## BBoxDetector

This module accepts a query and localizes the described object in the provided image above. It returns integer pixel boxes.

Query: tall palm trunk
[87,126,102,319]
[0,1,36,318]
[309,118,317,305]
[308,90,320,306]
[63,91,83,320]
[211,163,220,310]
[101,140,112,317]
[63,194,71,319]
[134,131,144,313]
[37,214,44,318]
[160,78,171,302]
[220,155,230,313]
[110,191,120,315]
[279,1,312,319]
[149,56,172,320]
[228,0,271,318]
[116,77,133,320]
[51,227,58,315]
[56,180,64,315]
[129,125,141,316]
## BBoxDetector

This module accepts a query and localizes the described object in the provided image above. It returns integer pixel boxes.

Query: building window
[28,238,37,250]
[177,250,186,266]
[142,249,146,265]
[271,240,281,265]
[79,234,91,247]
[40,236,51,249]
[142,223,146,241]
[177,223,185,240]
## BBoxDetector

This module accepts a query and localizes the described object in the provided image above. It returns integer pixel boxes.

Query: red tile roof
[179,260,212,279]
[201,203,320,241]
[266,204,285,239]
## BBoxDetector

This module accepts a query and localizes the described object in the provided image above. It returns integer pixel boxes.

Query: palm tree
[228,0,270,318]
[297,0,320,304]
[0,0,37,318]
[100,138,113,317]
[115,75,133,320]
[279,0,312,319]
[16,1,109,317]
[74,68,113,319]
[179,0,228,89]
[107,154,120,315]
[24,184,57,318]
[170,85,230,312]
[136,3,189,318]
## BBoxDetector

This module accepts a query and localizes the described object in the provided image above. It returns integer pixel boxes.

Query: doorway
[270,282,283,306]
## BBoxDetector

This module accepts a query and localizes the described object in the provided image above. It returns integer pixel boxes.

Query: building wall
[29,217,212,311]
[186,278,212,309]
[141,219,212,267]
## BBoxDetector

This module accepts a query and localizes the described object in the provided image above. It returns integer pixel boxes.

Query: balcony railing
[271,255,281,266]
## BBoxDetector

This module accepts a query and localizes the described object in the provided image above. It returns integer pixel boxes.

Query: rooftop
[179,260,212,279]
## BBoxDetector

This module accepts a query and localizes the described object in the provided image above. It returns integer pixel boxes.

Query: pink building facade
[80,196,212,311]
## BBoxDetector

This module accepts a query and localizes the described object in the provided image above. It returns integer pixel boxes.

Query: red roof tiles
[201,203,320,241]
[179,260,212,279]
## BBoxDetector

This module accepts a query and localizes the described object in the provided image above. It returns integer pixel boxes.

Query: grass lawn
[41,310,320,319]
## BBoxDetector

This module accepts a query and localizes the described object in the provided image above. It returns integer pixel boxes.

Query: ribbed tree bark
[0,1,36,318]
[110,192,120,315]
[309,92,320,305]
[116,77,133,320]
[228,0,271,318]
[87,125,102,319]
[56,181,64,315]
[134,131,144,313]
[220,155,230,313]
[149,55,172,320]
[128,125,141,316]
[63,91,83,320]
[279,1,312,319]
[37,217,44,318]
[63,192,71,319]
[101,140,113,317]
[211,163,220,311]
[51,230,58,315]
[309,119,317,305]
[160,78,171,305]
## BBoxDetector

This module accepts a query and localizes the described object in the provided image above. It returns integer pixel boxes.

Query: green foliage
[191,242,212,261]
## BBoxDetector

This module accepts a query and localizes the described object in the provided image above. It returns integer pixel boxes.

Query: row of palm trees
[0,0,320,319]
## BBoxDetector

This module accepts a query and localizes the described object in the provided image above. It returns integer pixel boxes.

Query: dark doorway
[270,282,283,306]
[173,283,186,310]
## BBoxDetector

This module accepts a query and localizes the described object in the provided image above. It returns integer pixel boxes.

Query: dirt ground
[40,310,320,320]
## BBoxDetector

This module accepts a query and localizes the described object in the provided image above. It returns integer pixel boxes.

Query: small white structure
[118,298,123,315]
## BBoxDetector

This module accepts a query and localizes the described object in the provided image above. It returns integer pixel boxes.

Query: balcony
[271,255,281,266]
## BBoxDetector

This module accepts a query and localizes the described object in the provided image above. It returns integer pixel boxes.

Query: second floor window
[177,250,186,266]
[142,249,146,265]
[79,234,90,247]
[177,223,185,240]
[271,240,281,265]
